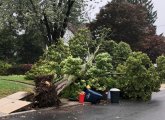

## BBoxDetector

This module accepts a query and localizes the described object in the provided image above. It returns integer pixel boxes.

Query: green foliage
[7,64,32,75]
[25,29,161,102]
[26,60,57,80]
[116,52,160,101]
[16,30,44,63]
[86,53,115,91]
[0,0,85,46]
[60,83,81,100]
[87,53,113,77]
[156,55,165,82]
[100,40,118,56]
[69,29,94,60]
[26,40,70,80]
[0,0,86,64]
[100,40,132,68]
[113,42,132,67]
[42,40,70,63]
[61,56,83,76]
[61,78,117,99]
[0,60,12,75]
[61,52,117,98]
[88,78,117,91]
[0,28,17,61]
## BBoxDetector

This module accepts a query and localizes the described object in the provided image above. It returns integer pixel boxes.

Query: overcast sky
[87,0,165,35]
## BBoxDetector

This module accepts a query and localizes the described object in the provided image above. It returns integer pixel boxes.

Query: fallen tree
[27,29,160,107]
[28,29,111,107]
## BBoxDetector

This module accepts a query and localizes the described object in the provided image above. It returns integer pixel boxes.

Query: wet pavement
[1,90,165,120]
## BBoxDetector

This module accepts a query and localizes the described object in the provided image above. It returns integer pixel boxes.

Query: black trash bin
[110,88,120,103]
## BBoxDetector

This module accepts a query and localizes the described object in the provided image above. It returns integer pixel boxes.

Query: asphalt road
[1,90,165,120]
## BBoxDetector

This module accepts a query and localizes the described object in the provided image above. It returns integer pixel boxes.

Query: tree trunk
[55,75,77,95]
[54,44,101,95]
[34,40,101,107]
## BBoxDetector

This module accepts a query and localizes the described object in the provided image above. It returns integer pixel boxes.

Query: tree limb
[43,12,52,46]
[29,0,38,15]
[58,0,63,7]
[60,0,75,38]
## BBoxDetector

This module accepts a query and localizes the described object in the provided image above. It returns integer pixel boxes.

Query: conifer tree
[127,0,157,24]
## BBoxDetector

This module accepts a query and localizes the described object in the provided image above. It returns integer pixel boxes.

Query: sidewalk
[160,84,165,90]
[0,92,32,115]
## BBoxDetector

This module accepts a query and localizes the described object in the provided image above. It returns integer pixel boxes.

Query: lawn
[0,75,34,85]
[0,75,34,98]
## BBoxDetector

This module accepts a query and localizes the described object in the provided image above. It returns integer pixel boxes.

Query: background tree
[138,35,165,62]
[127,0,157,24]
[16,29,44,63]
[0,0,85,63]
[0,0,84,46]
[0,28,17,62]
[88,0,162,62]
[89,1,155,47]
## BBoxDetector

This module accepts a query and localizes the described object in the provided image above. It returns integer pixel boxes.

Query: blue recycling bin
[85,89,103,104]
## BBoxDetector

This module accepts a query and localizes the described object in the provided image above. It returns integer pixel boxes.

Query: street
[1,90,165,120]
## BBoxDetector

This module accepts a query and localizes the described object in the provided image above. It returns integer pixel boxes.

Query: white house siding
[63,28,74,44]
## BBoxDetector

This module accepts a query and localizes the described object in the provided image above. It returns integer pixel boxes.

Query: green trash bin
[110,88,120,103]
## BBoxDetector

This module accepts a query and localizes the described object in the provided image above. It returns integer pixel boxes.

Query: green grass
[0,80,33,98]
[0,75,34,85]
[0,75,34,98]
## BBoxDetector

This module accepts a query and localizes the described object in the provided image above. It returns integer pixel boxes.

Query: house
[63,23,86,44]
[63,23,77,44]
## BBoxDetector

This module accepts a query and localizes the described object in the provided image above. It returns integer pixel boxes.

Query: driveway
[1,90,165,120]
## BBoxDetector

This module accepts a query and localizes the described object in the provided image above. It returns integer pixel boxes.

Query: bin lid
[86,85,91,89]
[110,88,120,91]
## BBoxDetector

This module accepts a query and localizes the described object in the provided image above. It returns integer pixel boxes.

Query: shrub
[156,55,165,82]
[0,60,12,75]
[7,64,32,75]
[116,52,160,101]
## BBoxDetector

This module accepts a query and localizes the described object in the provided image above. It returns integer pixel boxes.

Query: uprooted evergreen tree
[26,29,161,107]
